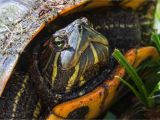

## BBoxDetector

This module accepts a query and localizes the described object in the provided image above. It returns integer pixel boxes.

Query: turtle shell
[0,0,156,97]
[0,0,159,119]
[0,0,83,96]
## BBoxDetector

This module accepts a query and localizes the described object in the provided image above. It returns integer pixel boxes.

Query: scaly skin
[0,74,41,119]
[0,0,158,119]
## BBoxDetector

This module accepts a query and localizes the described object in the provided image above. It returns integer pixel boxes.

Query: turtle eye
[54,37,65,49]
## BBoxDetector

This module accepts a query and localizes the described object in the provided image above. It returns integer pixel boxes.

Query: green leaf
[149,81,160,97]
[151,33,160,52]
[112,49,155,108]
[115,76,144,104]
[112,49,148,99]
[142,66,160,88]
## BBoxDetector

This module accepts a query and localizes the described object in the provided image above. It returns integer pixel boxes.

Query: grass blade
[152,33,160,52]
[112,49,148,106]
[149,81,160,97]
[115,76,145,104]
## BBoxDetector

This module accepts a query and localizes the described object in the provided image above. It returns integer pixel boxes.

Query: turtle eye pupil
[78,25,82,29]
[54,37,65,49]
[55,41,63,47]
[56,41,63,47]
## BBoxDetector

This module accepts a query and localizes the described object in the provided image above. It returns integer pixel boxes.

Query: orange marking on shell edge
[28,0,113,42]
[28,0,92,43]
[50,87,105,119]
[47,0,91,24]
[26,1,87,42]
[121,0,145,10]
[47,113,63,120]
[30,0,113,43]
[47,47,159,120]
[47,0,113,24]
[31,23,46,41]
[133,47,160,67]
[0,56,19,97]
[0,77,9,96]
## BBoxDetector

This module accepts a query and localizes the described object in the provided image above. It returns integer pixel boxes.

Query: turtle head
[52,17,108,70]
[36,18,109,95]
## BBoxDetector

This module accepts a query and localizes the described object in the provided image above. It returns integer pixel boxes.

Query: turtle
[0,0,159,119]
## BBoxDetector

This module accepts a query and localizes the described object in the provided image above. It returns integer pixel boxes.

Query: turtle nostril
[77,24,83,30]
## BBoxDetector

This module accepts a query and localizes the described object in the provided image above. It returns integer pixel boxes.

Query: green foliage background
[154,0,160,33]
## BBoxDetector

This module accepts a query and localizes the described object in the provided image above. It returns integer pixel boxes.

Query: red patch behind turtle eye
[43,40,50,47]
